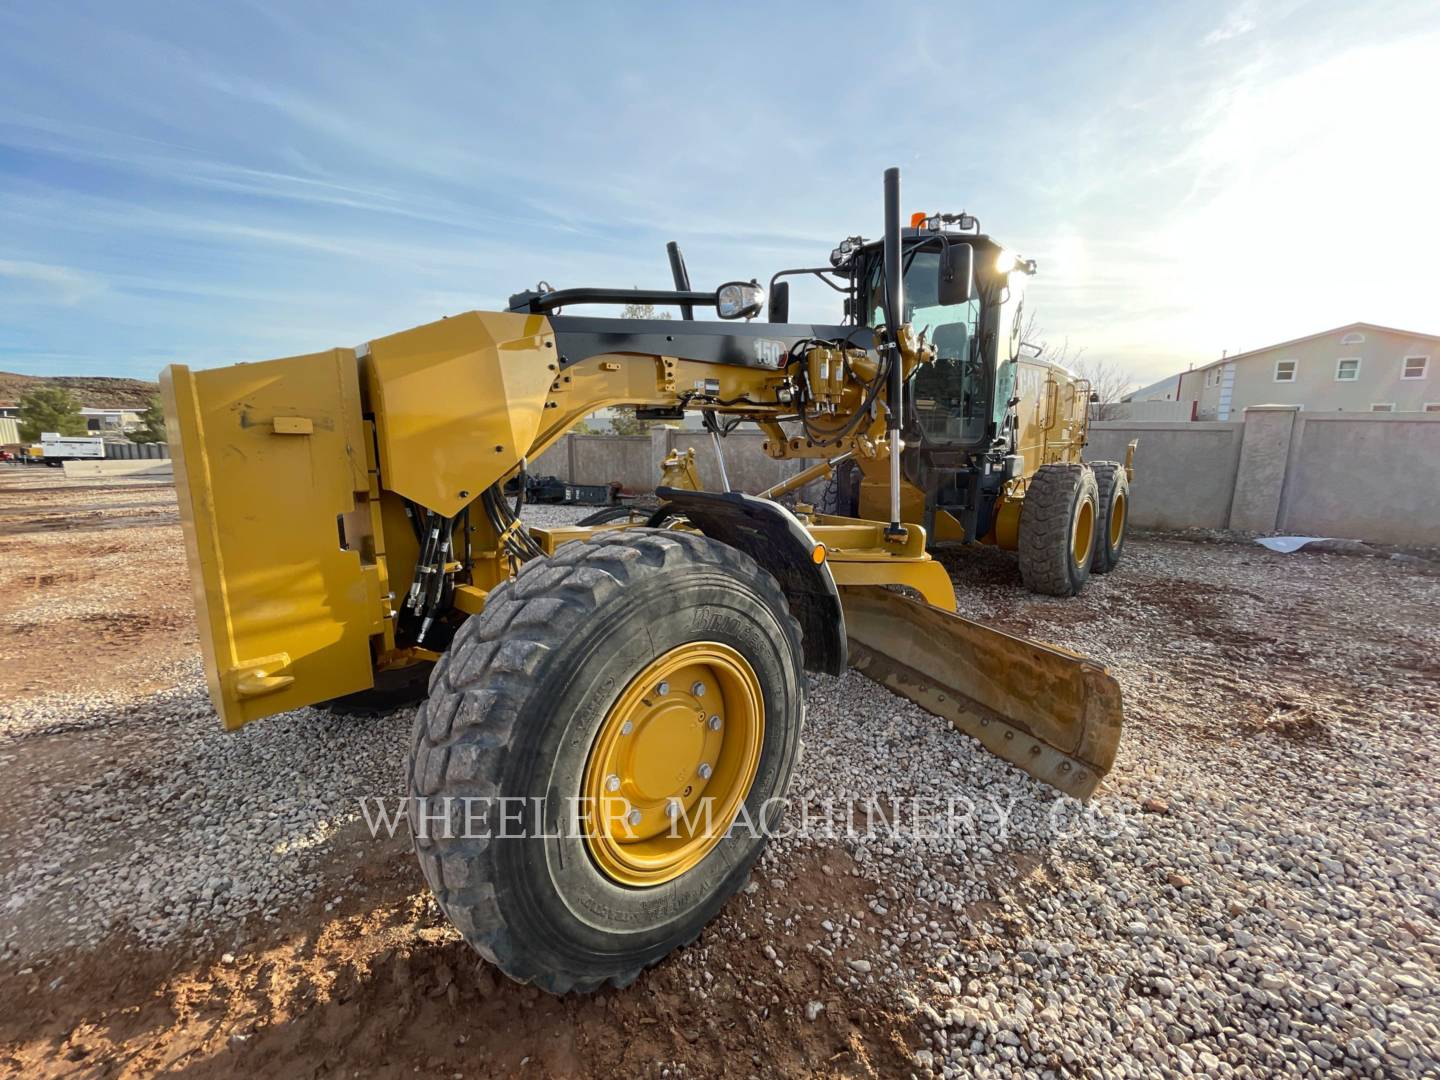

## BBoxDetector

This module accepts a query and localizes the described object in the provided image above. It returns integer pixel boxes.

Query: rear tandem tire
[1017,463,1099,596]
[406,529,806,993]
[1088,462,1129,574]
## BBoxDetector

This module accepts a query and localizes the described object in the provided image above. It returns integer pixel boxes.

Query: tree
[1019,309,1086,368]
[620,301,671,321]
[1017,311,1134,418]
[18,386,87,441]
[130,396,168,444]
[608,409,653,436]
[608,301,674,434]
[1069,358,1136,419]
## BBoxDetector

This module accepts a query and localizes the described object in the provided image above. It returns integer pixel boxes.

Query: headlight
[993,250,1037,277]
[716,281,765,320]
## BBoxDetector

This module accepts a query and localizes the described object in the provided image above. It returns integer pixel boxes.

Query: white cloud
[0,259,105,305]
[1204,9,1257,46]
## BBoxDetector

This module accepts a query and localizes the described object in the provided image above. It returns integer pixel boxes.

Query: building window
[1425,403,1440,413]
[1402,356,1429,379]
[1335,357,1361,381]
[1274,359,1297,382]
[1371,403,1395,412]
[1340,332,1365,345]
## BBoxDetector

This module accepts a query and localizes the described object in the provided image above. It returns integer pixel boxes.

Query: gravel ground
[1,471,1437,1077]
[0,501,594,956]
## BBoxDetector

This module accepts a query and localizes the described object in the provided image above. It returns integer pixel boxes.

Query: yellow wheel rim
[1072,497,1096,568]
[581,642,764,887]
[1110,491,1127,547]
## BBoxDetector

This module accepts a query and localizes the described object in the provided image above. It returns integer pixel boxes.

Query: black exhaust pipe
[666,241,695,321]
[882,167,905,538]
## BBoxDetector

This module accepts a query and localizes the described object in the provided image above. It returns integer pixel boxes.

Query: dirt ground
[0,464,1436,1078]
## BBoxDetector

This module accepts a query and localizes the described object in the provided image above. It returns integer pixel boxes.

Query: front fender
[656,488,846,676]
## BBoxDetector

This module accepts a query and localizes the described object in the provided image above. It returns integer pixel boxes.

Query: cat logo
[753,339,785,368]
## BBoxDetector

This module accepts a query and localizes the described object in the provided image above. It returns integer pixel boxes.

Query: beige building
[1145,323,1439,419]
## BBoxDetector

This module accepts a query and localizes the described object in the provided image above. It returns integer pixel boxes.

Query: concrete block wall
[524,428,829,502]
[1088,409,1440,544]
[525,411,1438,545]
[664,430,826,498]
[1280,413,1440,546]
[1086,422,1244,530]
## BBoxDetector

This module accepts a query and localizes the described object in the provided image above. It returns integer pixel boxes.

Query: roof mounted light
[911,212,979,233]
[994,250,1038,277]
[829,235,865,268]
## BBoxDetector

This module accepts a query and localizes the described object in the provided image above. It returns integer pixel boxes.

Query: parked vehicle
[39,433,105,466]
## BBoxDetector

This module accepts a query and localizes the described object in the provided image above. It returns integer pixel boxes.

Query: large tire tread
[1089,461,1128,574]
[407,529,802,994]
[1017,463,1098,597]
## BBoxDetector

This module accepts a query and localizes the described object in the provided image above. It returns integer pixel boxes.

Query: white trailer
[39,433,106,466]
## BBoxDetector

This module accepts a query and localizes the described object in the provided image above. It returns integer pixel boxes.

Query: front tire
[406,529,805,993]
[1017,463,1099,596]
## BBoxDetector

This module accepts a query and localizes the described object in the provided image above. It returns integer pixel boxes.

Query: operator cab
[847,225,1021,453]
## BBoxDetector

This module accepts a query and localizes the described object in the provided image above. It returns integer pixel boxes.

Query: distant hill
[0,371,159,409]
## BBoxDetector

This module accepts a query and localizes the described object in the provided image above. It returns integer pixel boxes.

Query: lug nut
[626,809,642,826]
[691,682,706,697]
[698,763,713,780]
[708,715,721,731]
[620,721,633,735]
[656,681,670,696]
[606,774,621,792]
[665,799,680,819]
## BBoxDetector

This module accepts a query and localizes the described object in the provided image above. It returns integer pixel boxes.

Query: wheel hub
[1110,491,1127,546]
[1072,498,1095,568]
[582,642,763,886]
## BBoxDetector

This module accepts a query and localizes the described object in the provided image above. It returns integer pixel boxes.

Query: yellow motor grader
[162,169,1125,993]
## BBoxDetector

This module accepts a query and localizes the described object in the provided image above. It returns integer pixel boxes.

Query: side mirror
[717,281,765,319]
[938,243,973,306]
[768,281,790,323]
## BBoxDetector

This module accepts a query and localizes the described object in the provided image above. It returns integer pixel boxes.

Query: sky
[2,0,1438,387]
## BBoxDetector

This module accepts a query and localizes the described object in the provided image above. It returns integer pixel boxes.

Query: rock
[847,959,872,974]
[1141,797,1170,814]
[806,1000,825,1021]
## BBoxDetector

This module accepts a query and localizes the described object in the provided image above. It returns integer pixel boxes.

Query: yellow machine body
[162,349,382,728]
[855,354,1093,549]
[165,301,1123,794]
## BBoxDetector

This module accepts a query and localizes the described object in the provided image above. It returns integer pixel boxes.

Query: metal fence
[105,442,170,459]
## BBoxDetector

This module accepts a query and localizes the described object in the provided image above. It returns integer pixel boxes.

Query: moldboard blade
[840,587,1123,800]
